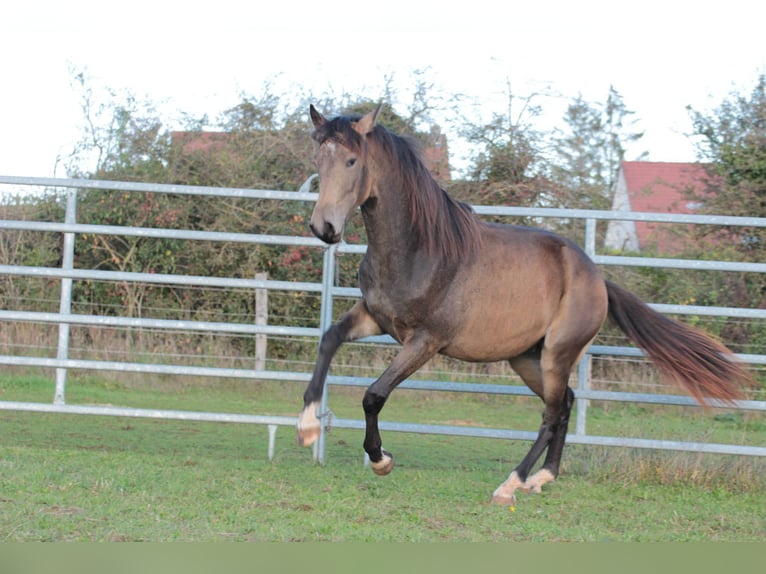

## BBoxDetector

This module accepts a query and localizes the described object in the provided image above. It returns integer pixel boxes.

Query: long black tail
[605,281,750,404]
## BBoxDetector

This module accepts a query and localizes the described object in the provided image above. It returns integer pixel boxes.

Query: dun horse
[296,104,750,504]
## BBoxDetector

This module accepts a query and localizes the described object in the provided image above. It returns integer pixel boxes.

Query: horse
[296,104,751,504]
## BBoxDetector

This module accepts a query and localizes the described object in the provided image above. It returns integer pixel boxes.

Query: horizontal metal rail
[333,418,766,457]
[1,355,763,413]
[471,203,766,227]
[0,219,325,248]
[0,310,320,338]
[0,175,319,202]
[0,400,296,427]
[0,264,323,292]
[0,355,311,382]
[592,254,765,273]
[3,400,760,458]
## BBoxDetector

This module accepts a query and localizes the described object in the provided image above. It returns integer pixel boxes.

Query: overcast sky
[1,0,765,179]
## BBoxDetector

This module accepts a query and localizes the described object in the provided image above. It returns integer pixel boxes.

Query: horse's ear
[353,103,382,136]
[309,105,326,129]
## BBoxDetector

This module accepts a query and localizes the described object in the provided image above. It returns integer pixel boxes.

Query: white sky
[1,0,765,179]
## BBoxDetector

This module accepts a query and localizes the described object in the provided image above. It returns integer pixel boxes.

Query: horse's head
[308,104,380,244]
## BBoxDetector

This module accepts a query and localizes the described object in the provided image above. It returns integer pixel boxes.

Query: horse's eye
[346,158,357,168]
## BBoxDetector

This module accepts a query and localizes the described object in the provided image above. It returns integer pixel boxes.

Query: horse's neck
[361,182,418,265]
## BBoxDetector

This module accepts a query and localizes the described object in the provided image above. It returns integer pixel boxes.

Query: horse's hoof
[370,449,394,476]
[296,426,320,447]
[490,470,523,505]
[522,468,555,494]
[297,403,321,447]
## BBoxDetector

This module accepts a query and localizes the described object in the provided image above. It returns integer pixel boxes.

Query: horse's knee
[318,325,343,355]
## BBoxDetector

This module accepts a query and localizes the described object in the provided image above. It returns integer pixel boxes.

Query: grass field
[1,373,764,541]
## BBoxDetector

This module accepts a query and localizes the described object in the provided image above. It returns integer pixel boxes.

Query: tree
[687,74,766,261]
[459,83,548,208]
[0,193,64,312]
[66,69,172,182]
[551,86,645,210]
[68,87,321,321]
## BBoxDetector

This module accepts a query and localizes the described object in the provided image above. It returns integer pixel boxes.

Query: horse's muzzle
[309,221,341,244]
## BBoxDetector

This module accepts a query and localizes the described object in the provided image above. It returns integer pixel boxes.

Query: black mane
[313,116,482,261]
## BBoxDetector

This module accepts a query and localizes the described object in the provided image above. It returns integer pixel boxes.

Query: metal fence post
[314,243,338,465]
[254,271,268,371]
[575,218,598,436]
[54,188,77,405]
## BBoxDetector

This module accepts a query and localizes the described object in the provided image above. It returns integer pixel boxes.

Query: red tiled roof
[171,131,230,154]
[623,161,707,213]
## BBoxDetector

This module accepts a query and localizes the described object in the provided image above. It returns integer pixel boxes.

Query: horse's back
[440,223,607,362]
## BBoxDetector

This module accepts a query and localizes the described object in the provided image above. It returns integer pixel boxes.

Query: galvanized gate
[1,175,764,462]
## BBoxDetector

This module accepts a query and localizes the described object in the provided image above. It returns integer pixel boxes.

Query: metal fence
[1,175,765,463]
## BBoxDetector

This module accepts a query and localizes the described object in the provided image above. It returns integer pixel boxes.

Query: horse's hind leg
[529,386,574,488]
[491,349,577,504]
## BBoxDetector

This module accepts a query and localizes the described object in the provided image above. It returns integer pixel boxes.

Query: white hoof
[296,402,321,447]
[521,469,555,494]
[490,470,524,505]
[490,469,556,504]
[370,449,394,476]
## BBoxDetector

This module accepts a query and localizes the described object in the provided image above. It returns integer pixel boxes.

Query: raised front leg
[297,300,382,447]
[362,332,442,476]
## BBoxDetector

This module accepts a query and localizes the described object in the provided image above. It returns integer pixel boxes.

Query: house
[604,161,711,253]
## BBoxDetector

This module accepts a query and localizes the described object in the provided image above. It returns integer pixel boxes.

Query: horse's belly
[438,277,556,361]
[442,319,545,362]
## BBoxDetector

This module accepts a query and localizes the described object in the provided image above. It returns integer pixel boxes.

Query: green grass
[1,372,764,541]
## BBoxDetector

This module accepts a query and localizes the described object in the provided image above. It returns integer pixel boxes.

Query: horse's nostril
[309,220,337,243]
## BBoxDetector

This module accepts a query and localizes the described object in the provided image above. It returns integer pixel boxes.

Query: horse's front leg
[362,332,441,476]
[297,300,382,447]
